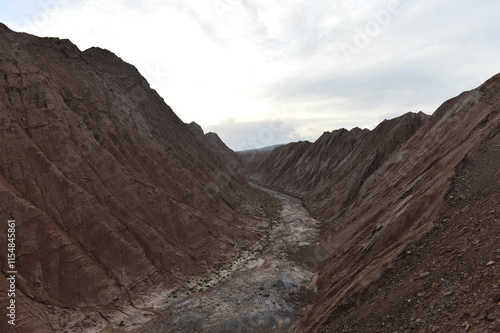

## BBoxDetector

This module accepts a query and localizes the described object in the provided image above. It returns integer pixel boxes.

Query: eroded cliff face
[245,112,428,217]
[240,75,499,332]
[0,24,264,332]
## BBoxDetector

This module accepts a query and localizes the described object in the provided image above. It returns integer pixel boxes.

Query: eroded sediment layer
[241,75,500,332]
[0,23,265,332]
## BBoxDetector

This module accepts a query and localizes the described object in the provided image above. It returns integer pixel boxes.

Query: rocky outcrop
[241,140,313,188]
[243,112,428,216]
[241,75,499,332]
[317,130,500,332]
[237,144,286,173]
[0,24,263,332]
[188,121,242,175]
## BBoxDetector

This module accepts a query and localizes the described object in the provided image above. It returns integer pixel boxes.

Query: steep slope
[237,144,287,174]
[188,121,241,175]
[318,131,500,332]
[243,140,313,192]
[244,112,428,216]
[242,75,499,332]
[0,23,264,332]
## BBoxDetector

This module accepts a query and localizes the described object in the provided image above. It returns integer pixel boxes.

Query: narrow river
[139,183,321,333]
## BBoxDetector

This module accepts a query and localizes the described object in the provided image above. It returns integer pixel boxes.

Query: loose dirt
[137,183,321,333]
[316,132,500,333]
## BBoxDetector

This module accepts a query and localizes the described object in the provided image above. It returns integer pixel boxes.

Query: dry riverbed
[137,183,322,333]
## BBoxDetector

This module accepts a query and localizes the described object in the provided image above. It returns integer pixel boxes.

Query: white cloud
[2,0,500,149]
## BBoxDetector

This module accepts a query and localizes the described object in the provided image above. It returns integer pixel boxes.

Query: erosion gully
[138,182,321,333]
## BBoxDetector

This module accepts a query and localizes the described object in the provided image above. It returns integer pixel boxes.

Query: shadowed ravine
[139,183,321,333]
[2,25,499,333]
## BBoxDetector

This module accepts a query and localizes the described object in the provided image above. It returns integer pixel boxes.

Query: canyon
[0,23,499,332]
[0,23,268,332]
[239,76,500,332]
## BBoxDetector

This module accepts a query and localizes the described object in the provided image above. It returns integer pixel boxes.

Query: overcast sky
[1,0,499,150]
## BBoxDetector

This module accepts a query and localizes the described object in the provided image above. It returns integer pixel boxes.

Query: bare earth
[139,183,321,333]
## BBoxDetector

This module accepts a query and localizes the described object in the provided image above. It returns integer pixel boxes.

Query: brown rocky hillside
[1,21,499,333]
[0,23,265,332]
[240,75,499,332]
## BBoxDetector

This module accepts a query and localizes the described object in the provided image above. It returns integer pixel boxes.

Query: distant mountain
[238,144,286,152]
[236,143,292,174]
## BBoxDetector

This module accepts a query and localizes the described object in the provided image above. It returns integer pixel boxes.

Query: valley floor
[137,183,321,333]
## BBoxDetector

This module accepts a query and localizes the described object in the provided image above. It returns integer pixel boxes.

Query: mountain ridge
[240,77,499,332]
[1,22,499,332]
[0,24,266,332]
